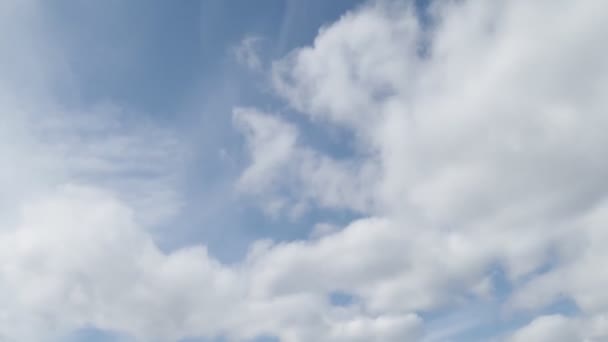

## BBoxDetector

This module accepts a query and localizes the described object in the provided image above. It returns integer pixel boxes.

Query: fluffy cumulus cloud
[507,315,584,342]
[2,0,608,341]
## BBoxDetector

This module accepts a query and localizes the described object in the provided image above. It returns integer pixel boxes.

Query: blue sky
[43,0,370,263]
[1,0,607,341]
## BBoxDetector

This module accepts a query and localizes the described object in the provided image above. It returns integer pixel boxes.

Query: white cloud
[2,0,608,341]
[234,36,264,72]
[0,185,244,341]
[507,315,583,342]
[233,107,378,217]
[506,313,608,342]
[243,0,608,339]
